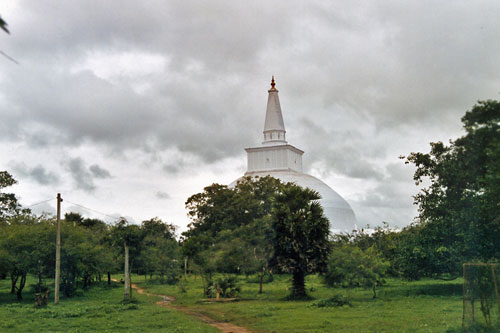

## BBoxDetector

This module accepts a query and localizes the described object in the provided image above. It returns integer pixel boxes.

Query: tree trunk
[107,272,111,285]
[10,274,18,294]
[372,285,377,298]
[16,273,27,300]
[259,271,264,294]
[38,272,42,293]
[184,257,188,281]
[129,272,132,298]
[291,270,306,298]
[124,242,130,300]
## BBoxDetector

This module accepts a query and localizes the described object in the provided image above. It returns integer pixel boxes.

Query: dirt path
[117,279,252,333]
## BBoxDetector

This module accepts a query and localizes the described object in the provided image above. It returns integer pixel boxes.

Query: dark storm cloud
[89,164,111,179]
[64,158,110,192]
[1,0,499,229]
[3,1,499,163]
[12,163,60,185]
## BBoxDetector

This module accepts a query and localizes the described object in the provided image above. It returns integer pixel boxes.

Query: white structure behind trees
[232,77,357,232]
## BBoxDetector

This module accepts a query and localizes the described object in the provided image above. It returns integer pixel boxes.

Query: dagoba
[231,77,357,232]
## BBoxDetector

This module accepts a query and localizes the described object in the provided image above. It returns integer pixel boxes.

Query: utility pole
[54,193,62,304]
[124,242,130,300]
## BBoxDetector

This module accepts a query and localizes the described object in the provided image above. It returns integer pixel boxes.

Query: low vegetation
[133,273,465,332]
[0,276,217,332]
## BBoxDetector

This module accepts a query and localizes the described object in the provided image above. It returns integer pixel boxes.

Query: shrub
[311,294,352,308]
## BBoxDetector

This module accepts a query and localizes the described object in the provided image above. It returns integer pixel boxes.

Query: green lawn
[135,274,466,333]
[0,274,484,332]
[0,276,217,332]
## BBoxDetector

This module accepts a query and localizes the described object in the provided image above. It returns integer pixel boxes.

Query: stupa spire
[263,76,286,145]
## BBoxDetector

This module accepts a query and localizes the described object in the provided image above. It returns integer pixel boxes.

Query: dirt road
[121,280,253,333]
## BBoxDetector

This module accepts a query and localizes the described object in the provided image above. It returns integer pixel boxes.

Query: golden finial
[270,75,276,90]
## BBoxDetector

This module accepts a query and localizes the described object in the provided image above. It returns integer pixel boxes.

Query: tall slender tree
[271,183,331,299]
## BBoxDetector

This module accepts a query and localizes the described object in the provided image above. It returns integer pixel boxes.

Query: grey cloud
[2,0,499,230]
[89,164,111,178]
[65,158,110,192]
[12,163,60,185]
[163,164,180,174]
[66,158,96,192]
[352,180,417,228]
[298,118,385,180]
[155,191,170,200]
[4,1,497,164]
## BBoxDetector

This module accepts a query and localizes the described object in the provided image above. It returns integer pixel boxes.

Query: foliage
[271,183,331,299]
[325,244,389,298]
[463,264,500,327]
[311,294,352,308]
[402,100,500,279]
[0,215,55,299]
[182,176,282,294]
[0,15,8,34]
[0,171,28,223]
[205,276,241,298]
[334,223,399,276]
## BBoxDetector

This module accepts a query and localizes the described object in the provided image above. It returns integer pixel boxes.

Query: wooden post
[490,264,500,323]
[54,193,62,304]
[124,242,130,300]
[462,263,466,327]
[184,257,188,281]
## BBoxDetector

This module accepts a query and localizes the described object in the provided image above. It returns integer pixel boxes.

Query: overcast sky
[1,1,499,232]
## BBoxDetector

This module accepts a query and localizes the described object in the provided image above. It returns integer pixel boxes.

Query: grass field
[0,276,217,332]
[137,274,466,332]
[0,273,493,332]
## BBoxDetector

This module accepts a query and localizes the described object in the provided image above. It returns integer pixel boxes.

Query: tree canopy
[271,183,331,298]
[403,99,500,278]
[0,171,26,223]
[183,176,331,297]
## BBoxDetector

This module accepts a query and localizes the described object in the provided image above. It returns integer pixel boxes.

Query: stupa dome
[231,77,357,233]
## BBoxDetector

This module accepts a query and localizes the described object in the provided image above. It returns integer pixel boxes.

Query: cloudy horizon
[1,1,499,232]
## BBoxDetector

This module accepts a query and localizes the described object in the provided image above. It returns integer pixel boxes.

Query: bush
[311,294,352,308]
[324,245,388,298]
[206,276,241,298]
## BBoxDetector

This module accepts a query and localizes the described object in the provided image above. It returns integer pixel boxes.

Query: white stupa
[231,77,357,232]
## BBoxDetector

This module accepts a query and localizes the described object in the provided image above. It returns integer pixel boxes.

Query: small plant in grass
[178,280,187,293]
[311,294,352,308]
[206,276,241,298]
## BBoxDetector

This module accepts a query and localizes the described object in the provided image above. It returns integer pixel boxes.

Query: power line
[64,199,121,222]
[0,50,19,64]
[27,198,53,208]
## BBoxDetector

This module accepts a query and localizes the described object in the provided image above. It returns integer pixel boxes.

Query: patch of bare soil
[128,281,252,333]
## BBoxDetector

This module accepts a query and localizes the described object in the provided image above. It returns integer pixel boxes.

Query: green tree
[0,171,26,223]
[325,244,389,298]
[2,215,55,300]
[403,99,500,278]
[0,15,8,34]
[111,219,143,300]
[138,218,180,283]
[271,183,331,299]
[183,176,281,294]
